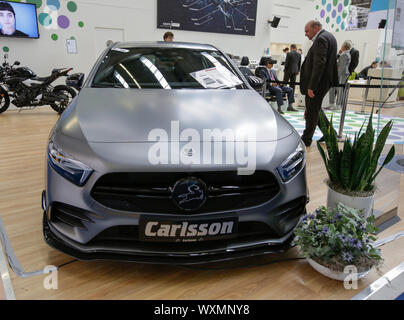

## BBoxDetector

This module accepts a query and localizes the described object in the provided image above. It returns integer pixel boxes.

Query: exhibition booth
[0,0,404,303]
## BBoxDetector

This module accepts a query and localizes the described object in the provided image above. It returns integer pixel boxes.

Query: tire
[0,87,10,114]
[50,85,76,114]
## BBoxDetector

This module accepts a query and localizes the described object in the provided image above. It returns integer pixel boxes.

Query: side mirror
[4,54,8,59]
[246,75,265,90]
[66,73,84,90]
[14,61,21,66]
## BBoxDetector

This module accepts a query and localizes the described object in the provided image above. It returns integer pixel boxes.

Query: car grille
[50,203,95,230]
[91,171,280,214]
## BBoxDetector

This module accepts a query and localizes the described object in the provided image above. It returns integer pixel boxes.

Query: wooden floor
[0,279,4,300]
[0,105,403,300]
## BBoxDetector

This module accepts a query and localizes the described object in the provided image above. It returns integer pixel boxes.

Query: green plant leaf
[339,140,353,189]
[367,145,395,188]
[366,121,394,183]
[317,141,332,181]
[319,113,341,184]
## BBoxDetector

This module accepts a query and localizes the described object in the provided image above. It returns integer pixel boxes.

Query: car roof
[114,41,219,51]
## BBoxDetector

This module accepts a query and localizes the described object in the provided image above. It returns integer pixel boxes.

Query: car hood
[62,88,293,143]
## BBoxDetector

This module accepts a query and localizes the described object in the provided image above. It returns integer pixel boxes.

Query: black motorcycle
[0,59,76,114]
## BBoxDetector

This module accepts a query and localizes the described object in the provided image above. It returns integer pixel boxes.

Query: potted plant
[293,203,383,281]
[317,111,395,218]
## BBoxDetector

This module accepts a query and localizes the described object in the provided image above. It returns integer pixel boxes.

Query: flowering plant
[293,203,383,272]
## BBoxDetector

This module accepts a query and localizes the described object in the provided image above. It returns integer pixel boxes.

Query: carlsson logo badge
[172,177,208,211]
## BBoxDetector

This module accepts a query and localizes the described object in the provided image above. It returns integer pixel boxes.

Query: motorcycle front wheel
[50,85,76,114]
[0,87,10,114]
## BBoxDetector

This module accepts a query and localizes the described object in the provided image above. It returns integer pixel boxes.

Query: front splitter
[43,213,295,265]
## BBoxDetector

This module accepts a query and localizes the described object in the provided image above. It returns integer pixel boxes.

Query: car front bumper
[43,212,298,264]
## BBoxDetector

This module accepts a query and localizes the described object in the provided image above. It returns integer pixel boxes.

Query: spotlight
[268,16,281,28]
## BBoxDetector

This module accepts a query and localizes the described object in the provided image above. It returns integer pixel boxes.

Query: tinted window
[92,47,246,89]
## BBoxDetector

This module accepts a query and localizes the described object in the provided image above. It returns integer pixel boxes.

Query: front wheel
[0,87,10,114]
[50,85,76,114]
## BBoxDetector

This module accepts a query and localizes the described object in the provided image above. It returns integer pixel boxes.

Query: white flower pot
[327,185,374,218]
[307,258,370,281]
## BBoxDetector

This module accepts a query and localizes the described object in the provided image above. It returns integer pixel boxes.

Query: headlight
[48,141,93,186]
[277,143,305,182]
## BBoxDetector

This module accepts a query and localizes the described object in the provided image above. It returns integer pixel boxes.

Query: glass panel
[92,47,246,90]
[372,0,404,226]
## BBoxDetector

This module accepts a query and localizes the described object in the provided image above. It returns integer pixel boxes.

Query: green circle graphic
[51,34,58,41]
[3,46,10,53]
[38,13,52,26]
[67,1,77,12]
[78,21,84,28]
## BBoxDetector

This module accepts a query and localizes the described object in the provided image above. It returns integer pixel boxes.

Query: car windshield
[92,47,246,89]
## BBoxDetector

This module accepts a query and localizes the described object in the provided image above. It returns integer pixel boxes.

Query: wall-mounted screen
[157,0,258,36]
[392,0,404,49]
[0,0,39,39]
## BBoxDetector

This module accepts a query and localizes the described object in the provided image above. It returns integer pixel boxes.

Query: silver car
[43,42,307,264]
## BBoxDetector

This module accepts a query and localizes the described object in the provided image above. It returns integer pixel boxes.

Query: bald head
[305,20,322,40]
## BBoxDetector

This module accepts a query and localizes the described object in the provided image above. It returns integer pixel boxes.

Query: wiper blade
[91,83,125,88]
[218,84,244,89]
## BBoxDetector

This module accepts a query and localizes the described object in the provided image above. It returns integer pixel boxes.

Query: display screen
[157,0,258,36]
[392,0,404,49]
[0,0,39,39]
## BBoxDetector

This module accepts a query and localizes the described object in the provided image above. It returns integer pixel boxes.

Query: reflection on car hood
[65,88,293,143]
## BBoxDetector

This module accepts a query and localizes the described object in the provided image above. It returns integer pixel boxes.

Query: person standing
[300,20,338,147]
[298,48,305,64]
[328,41,352,110]
[280,48,289,66]
[348,44,359,75]
[283,44,301,94]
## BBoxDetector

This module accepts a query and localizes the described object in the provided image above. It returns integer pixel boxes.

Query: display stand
[355,76,372,115]
[337,82,350,140]
[373,144,403,227]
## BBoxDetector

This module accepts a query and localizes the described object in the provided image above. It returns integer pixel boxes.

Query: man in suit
[283,44,301,93]
[327,41,351,110]
[300,20,338,147]
[258,57,297,114]
[349,45,359,74]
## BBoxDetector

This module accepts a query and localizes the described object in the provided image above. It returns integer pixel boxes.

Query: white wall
[2,0,273,79]
[270,0,315,46]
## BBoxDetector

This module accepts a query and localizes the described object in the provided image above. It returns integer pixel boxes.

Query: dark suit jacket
[300,29,338,97]
[349,47,359,73]
[257,67,280,86]
[285,50,301,75]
